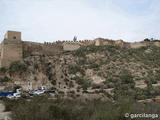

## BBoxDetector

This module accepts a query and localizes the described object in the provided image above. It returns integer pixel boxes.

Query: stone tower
[0,31,23,67]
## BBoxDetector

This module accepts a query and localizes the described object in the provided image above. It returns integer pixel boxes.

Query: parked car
[6,93,21,99]
[29,89,45,96]
[34,90,45,95]
[14,93,21,98]
[6,94,14,99]
[0,92,14,97]
[45,90,56,93]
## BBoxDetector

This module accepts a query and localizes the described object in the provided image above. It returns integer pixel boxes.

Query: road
[0,102,11,120]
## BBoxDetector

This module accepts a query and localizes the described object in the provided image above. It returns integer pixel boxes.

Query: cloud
[0,0,160,42]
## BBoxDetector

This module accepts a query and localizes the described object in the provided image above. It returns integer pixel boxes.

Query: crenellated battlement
[1,30,160,67]
[44,42,58,46]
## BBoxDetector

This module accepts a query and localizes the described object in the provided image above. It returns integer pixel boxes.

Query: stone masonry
[0,31,23,67]
[0,30,160,67]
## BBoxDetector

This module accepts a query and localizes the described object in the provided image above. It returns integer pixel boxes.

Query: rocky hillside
[1,44,160,101]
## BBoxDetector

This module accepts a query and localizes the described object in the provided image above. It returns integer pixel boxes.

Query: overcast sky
[0,0,160,43]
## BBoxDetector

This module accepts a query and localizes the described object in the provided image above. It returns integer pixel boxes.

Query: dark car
[0,92,14,97]
[45,90,56,93]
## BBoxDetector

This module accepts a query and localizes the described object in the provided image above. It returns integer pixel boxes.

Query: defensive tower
[0,31,23,67]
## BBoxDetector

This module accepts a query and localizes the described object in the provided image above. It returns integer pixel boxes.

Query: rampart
[130,42,149,48]
[1,31,160,67]
[0,31,22,67]
[23,41,63,57]
[63,42,81,51]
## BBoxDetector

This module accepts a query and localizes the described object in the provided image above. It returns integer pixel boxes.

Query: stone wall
[95,38,124,46]
[130,42,149,48]
[80,40,95,46]
[63,42,81,51]
[1,31,160,68]
[0,39,22,67]
[0,31,23,67]
[115,40,124,46]
[22,41,43,57]
[43,43,63,55]
[23,41,63,57]
[4,31,21,40]
[153,42,160,47]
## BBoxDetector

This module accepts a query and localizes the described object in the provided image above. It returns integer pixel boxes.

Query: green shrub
[24,61,31,66]
[9,61,28,75]
[51,80,56,85]
[48,73,53,80]
[73,76,91,90]
[113,71,136,100]
[0,67,7,73]
[2,96,160,120]
[134,88,148,100]
[34,63,39,70]
[0,76,10,82]
[39,55,45,64]
[88,63,99,69]
[120,70,134,84]
[68,64,85,75]
[69,81,74,88]
[72,47,85,57]
[92,84,101,89]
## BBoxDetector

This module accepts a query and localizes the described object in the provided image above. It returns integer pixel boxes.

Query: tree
[73,36,77,42]
[144,38,150,42]
[120,70,134,84]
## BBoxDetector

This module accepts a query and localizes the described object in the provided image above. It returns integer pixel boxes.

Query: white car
[13,93,21,98]
[33,90,45,95]
[7,95,14,99]
[7,93,21,99]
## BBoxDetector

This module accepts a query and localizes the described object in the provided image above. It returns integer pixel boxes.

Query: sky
[0,0,160,43]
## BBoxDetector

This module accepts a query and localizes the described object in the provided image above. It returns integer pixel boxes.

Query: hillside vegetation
[2,96,160,120]
[2,44,160,120]
[1,45,160,100]
[70,45,160,99]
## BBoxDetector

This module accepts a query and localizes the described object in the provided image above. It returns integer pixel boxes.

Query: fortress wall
[4,31,21,40]
[23,41,63,57]
[115,40,124,46]
[130,42,148,48]
[103,40,114,45]
[63,42,81,51]
[22,42,43,57]
[95,38,103,46]
[153,42,160,47]
[123,42,131,47]
[42,44,62,55]
[55,41,65,46]
[2,30,160,66]
[80,40,95,46]
[0,39,22,67]
[95,38,115,46]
